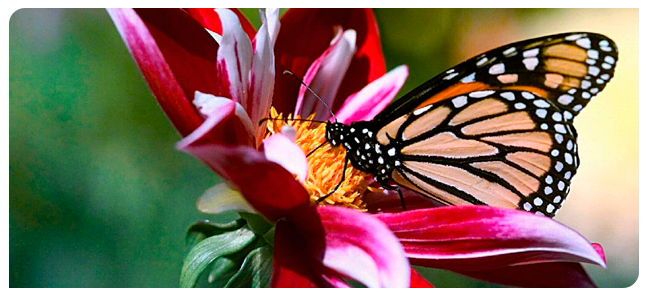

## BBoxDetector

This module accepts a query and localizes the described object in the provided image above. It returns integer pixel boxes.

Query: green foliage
[180,227,257,288]
[224,246,273,288]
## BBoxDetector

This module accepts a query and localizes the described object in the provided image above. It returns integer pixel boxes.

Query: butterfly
[324,32,618,217]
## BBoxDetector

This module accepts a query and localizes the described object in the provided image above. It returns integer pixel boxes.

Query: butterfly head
[325,121,349,147]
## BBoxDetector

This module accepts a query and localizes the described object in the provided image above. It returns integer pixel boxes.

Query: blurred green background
[9,8,639,287]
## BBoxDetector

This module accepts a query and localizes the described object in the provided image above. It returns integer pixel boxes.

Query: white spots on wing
[605,55,616,64]
[586,58,596,65]
[588,66,600,76]
[413,105,431,116]
[377,157,385,164]
[469,90,495,98]
[565,152,574,165]
[523,48,539,58]
[587,49,599,59]
[546,204,556,213]
[545,176,553,184]
[581,80,591,89]
[565,33,583,41]
[551,149,559,157]
[503,47,517,57]
[523,57,539,71]
[568,88,577,95]
[489,63,505,75]
[514,102,526,110]
[443,72,459,80]
[536,109,548,119]
[590,87,600,94]
[523,202,533,211]
[581,91,591,99]
[564,171,572,180]
[477,56,489,67]
[554,124,567,134]
[522,92,535,100]
[544,186,553,195]
[558,94,574,105]
[534,100,550,108]
[567,140,574,151]
[446,69,455,74]
[501,92,516,101]
[541,123,549,130]
[387,148,396,157]
[555,161,564,172]
[551,112,562,122]
[558,181,566,191]
[452,95,468,108]
[461,72,476,83]
[602,62,612,70]
[596,78,605,84]
[573,104,584,112]
[600,40,613,52]
[555,133,564,144]
[600,74,610,80]
[553,195,562,203]
[534,197,544,206]
[576,37,591,49]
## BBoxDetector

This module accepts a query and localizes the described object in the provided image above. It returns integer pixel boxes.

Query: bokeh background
[9,8,639,287]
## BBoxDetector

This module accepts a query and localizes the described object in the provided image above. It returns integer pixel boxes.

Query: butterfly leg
[316,158,348,204]
[307,140,328,158]
[379,183,407,211]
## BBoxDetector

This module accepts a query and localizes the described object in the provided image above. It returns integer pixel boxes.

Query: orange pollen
[266,107,372,211]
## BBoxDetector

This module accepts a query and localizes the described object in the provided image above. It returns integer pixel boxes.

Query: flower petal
[186,8,257,40]
[271,220,328,288]
[273,9,386,115]
[263,133,308,183]
[215,9,253,105]
[310,206,410,288]
[177,94,255,150]
[410,268,435,288]
[335,65,408,124]
[376,206,606,271]
[249,10,276,142]
[107,8,218,137]
[179,144,310,222]
[456,262,598,288]
[196,182,257,215]
[295,29,356,120]
[364,188,445,213]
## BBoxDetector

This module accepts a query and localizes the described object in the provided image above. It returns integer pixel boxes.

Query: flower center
[266,108,372,211]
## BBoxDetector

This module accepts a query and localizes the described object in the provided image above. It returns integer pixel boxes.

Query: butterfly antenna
[283,70,337,121]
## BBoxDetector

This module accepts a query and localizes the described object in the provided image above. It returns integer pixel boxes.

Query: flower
[109,8,607,288]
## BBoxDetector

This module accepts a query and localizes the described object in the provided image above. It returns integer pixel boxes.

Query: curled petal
[273,9,386,115]
[177,94,255,150]
[295,29,356,120]
[335,65,408,124]
[265,8,281,46]
[196,182,257,215]
[376,206,606,271]
[107,8,217,137]
[263,133,308,183]
[310,206,410,288]
[216,9,253,105]
[186,8,257,40]
[178,145,310,222]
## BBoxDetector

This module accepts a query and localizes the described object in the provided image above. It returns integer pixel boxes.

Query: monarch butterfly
[322,32,618,217]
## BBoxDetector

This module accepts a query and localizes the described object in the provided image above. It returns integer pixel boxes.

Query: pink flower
[109,8,606,288]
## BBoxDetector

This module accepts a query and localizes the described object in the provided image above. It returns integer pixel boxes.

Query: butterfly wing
[373,32,617,217]
[373,32,618,126]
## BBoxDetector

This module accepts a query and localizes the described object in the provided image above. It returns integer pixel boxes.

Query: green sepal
[238,212,273,236]
[180,226,256,288]
[185,219,246,252]
[206,257,240,287]
[263,226,275,246]
[224,245,274,288]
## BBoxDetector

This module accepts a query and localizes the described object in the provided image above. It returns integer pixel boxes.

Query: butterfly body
[324,32,617,217]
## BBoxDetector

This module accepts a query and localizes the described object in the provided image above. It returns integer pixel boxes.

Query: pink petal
[249,10,276,142]
[215,9,253,105]
[376,206,606,272]
[457,262,598,288]
[310,206,410,288]
[591,243,607,265]
[186,8,257,40]
[177,95,255,150]
[265,8,281,46]
[178,144,310,222]
[263,133,308,183]
[273,9,386,115]
[107,8,217,137]
[334,65,408,124]
[410,268,435,288]
[295,29,356,120]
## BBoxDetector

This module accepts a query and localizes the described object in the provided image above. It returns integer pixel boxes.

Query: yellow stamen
[266,107,372,211]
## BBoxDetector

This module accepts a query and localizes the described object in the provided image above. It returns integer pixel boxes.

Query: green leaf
[180,227,257,288]
[225,245,274,288]
[239,212,273,236]
[207,257,240,287]
[262,226,275,246]
[185,219,246,252]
